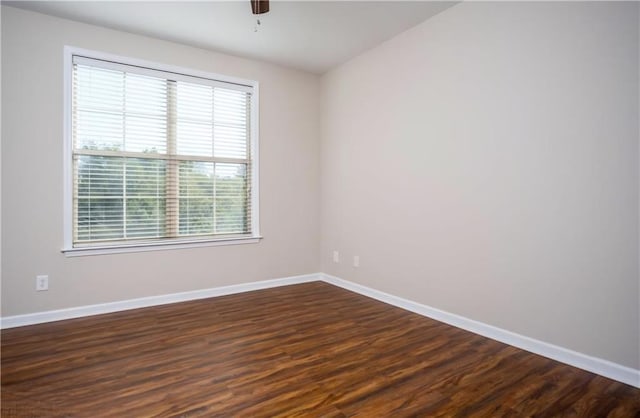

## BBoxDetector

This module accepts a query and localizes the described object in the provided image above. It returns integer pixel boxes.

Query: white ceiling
[5,1,456,73]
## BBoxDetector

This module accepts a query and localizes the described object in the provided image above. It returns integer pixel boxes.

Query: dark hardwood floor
[2,281,639,417]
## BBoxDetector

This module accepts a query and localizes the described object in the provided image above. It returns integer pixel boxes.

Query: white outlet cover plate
[36,275,49,291]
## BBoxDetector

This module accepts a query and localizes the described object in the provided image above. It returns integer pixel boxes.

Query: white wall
[1,6,320,316]
[320,2,639,369]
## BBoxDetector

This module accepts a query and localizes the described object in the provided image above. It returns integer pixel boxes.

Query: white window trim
[62,46,261,257]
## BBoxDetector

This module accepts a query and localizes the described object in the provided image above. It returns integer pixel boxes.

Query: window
[63,48,260,255]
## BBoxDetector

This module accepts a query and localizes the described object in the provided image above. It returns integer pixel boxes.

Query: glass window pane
[179,161,214,235]
[215,163,248,233]
[126,198,166,238]
[76,197,124,241]
[77,155,123,197]
[213,88,248,159]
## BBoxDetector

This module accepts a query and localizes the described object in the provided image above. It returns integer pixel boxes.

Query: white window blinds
[71,55,256,248]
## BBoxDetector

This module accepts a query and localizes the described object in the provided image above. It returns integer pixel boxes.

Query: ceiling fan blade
[251,0,270,15]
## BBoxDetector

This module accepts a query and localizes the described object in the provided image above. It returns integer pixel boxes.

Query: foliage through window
[68,53,258,251]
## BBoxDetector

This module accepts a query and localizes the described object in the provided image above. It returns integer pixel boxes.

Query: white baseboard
[320,273,640,389]
[2,271,638,388]
[0,273,320,329]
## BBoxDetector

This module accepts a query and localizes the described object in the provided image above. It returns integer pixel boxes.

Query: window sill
[62,236,263,257]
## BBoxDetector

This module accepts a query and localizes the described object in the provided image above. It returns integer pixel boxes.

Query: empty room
[1,0,639,416]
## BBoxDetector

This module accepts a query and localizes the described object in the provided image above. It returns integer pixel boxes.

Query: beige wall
[320,2,640,369]
[1,6,320,316]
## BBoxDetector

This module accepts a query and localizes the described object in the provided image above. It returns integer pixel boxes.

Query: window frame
[62,46,261,257]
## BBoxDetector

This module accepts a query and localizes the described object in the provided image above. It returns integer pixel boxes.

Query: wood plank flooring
[2,281,639,417]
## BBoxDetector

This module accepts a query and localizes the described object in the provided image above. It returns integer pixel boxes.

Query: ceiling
[4,1,457,74]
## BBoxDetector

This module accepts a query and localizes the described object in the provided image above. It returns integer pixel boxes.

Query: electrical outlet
[353,256,360,267]
[36,275,49,291]
[333,250,340,263]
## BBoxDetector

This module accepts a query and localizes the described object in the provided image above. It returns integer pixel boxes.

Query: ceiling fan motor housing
[251,0,270,15]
